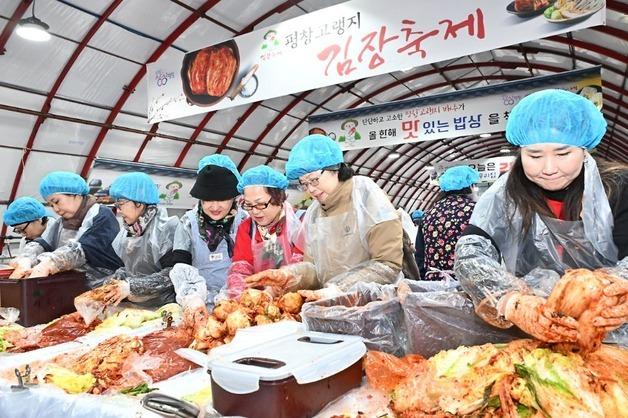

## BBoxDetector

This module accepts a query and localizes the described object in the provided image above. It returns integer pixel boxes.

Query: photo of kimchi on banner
[146,0,605,123]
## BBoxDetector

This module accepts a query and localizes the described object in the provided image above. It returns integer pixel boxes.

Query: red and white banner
[147,0,605,123]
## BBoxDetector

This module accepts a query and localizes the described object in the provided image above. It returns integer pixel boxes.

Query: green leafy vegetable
[120,382,158,396]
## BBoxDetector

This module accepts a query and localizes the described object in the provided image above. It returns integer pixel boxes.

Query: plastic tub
[209,329,366,418]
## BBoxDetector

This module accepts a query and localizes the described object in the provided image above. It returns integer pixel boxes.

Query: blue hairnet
[3,197,47,226]
[285,134,344,180]
[439,166,480,192]
[109,172,160,205]
[411,210,424,221]
[39,171,89,200]
[237,165,289,193]
[506,89,606,150]
[197,154,242,181]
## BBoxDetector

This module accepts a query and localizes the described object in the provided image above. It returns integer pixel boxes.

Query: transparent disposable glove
[27,260,59,279]
[169,263,209,306]
[74,280,131,325]
[592,277,628,332]
[497,291,578,343]
[245,268,297,293]
[9,257,32,279]
[182,295,209,329]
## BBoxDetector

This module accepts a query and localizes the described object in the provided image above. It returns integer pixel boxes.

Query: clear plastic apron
[307,206,370,285]
[251,203,302,272]
[515,214,616,277]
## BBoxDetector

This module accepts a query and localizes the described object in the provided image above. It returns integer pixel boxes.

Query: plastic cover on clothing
[301,282,406,356]
[300,176,399,285]
[252,202,303,272]
[456,154,618,325]
[324,260,399,291]
[112,207,178,275]
[397,208,418,241]
[109,207,179,306]
[169,263,209,307]
[468,153,617,275]
[22,204,117,288]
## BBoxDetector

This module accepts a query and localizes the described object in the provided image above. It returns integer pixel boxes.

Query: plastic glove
[245,269,297,293]
[169,264,209,306]
[9,257,29,269]
[297,284,343,303]
[325,260,399,291]
[9,258,32,279]
[497,291,578,343]
[27,260,59,278]
[592,278,628,332]
[182,295,209,329]
[74,280,131,325]
[227,260,254,299]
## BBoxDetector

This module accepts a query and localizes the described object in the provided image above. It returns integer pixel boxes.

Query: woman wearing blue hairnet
[77,172,181,308]
[454,89,628,344]
[226,165,304,297]
[9,171,123,287]
[418,166,479,280]
[3,197,50,263]
[169,155,248,312]
[245,134,404,293]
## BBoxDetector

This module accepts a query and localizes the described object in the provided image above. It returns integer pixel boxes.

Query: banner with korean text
[147,0,605,123]
[309,66,602,151]
[430,156,516,185]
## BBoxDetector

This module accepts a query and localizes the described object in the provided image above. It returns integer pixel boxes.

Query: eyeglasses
[297,170,325,192]
[12,222,31,235]
[114,199,130,209]
[241,199,273,211]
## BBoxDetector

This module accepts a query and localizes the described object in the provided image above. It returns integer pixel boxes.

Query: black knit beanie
[190,165,239,201]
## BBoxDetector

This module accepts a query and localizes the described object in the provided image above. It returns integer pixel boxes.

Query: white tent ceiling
[0,0,626,227]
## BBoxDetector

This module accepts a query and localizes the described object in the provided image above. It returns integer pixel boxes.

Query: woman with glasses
[245,134,403,293]
[171,155,248,306]
[226,165,303,297]
[3,197,50,258]
[81,172,181,307]
[8,171,122,286]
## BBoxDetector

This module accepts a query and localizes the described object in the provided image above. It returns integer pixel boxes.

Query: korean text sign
[309,67,602,150]
[146,0,605,123]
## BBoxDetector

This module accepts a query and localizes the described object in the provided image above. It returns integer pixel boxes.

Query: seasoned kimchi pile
[4,312,100,353]
[365,340,628,418]
[32,325,196,394]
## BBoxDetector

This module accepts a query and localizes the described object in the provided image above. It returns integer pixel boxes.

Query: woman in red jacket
[227,165,303,297]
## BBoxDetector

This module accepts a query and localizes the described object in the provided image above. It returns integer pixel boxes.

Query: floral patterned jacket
[418,194,475,279]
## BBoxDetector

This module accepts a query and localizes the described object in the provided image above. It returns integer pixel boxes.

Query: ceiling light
[387,152,401,159]
[16,2,50,42]
[424,165,434,171]
[480,133,492,138]
[499,147,513,154]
